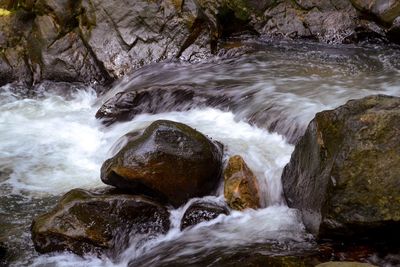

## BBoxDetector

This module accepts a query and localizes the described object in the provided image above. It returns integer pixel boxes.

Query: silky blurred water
[1,40,400,266]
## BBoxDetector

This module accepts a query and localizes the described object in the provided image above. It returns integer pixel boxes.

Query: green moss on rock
[282,95,400,239]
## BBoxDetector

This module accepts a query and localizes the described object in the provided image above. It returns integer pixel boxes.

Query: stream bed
[1,40,400,266]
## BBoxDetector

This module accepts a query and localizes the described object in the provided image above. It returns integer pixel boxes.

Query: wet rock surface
[224,155,261,210]
[31,188,170,255]
[96,84,231,126]
[180,200,229,230]
[1,0,400,85]
[282,95,400,239]
[101,120,224,207]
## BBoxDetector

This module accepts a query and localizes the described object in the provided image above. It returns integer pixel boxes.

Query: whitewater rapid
[1,40,400,267]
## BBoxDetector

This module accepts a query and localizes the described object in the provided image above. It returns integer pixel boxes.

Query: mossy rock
[101,120,224,207]
[282,95,400,239]
[31,188,170,255]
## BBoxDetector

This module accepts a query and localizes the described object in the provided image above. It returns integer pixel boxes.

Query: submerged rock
[282,95,400,239]
[180,200,229,230]
[96,85,230,126]
[224,155,261,210]
[31,188,170,255]
[101,120,224,207]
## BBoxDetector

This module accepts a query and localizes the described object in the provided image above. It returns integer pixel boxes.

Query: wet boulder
[282,95,400,239]
[31,188,170,255]
[224,155,261,210]
[180,200,229,230]
[101,120,224,207]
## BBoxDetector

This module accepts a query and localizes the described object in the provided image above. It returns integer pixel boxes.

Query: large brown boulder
[101,120,224,207]
[282,95,400,239]
[224,155,261,210]
[31,188,170,255]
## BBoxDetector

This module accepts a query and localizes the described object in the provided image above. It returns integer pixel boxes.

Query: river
[1,40,399,266]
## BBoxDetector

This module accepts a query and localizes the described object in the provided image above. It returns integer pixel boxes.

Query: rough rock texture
[31,188,170,255]
[282,95,400,239]
[180,200,229,230]
[224,155,261,210]
[1,0,400,85]
[0,0,211,86]
[101,120,224,207]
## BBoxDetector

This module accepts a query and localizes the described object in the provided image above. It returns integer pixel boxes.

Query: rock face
[224,155,261,210]
[31,188,170,255]
[180,200,229,230]
[1,0,400,85]
[101,120,224,207]
[0,0,210,86]
[282,95,400,239]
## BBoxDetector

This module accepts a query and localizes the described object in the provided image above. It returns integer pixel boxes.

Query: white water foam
[0,86,302,267]
[0,88,106,195]
[105,108,294,206]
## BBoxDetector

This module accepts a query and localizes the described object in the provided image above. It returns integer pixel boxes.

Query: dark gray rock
[180,200,229,230]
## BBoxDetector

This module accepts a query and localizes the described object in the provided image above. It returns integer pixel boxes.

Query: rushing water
[1,40,400,266]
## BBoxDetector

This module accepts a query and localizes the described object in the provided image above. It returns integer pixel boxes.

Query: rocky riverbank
[1,0,400,86]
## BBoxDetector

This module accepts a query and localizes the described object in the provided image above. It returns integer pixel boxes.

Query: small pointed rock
[224,155,261,211]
